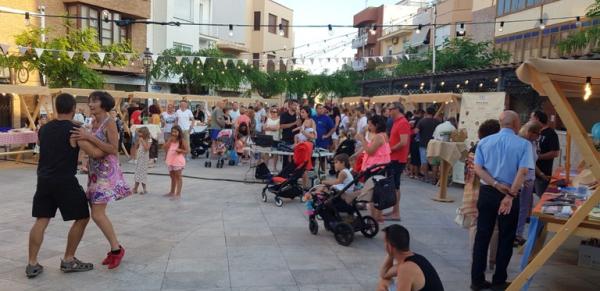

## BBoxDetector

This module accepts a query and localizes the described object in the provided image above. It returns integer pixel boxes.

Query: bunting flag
[242,59,249,65]
[151,55,159,62]
[175,56,183,63]
[377,56,383,62]
[82,52,91,61]
[34,48,44,58]
[186,56,195,63]
[96,52,106,62]
[67,51,75,59]
[18,46,28,56]
[0,43,10,55]
[198,56,206,64]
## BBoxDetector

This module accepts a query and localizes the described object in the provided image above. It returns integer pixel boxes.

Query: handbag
[454,207,476,228]
[371,176,397,210]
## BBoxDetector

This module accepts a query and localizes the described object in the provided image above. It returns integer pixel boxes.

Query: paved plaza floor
[0,158,598,291]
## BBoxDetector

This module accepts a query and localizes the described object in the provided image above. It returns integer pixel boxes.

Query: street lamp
[142,47,153,92]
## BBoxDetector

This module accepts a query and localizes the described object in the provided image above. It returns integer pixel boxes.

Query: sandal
[26,263,43,278]
[60,257,93,273]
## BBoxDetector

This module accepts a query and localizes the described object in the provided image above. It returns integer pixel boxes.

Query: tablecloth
[426,140,468,165]
[0,131,38,145]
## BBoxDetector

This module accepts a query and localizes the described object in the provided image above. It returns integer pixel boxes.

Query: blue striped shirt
[475,128,535,186]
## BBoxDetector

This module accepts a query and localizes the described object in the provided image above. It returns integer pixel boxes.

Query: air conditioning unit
[392,37,399,45]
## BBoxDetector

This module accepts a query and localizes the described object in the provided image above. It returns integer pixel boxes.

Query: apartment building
[493,0,597,63]
[377,1,426,58]
[433,0,473,47]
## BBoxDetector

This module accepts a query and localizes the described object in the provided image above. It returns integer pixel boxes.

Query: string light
[24,12,30,26]
[479,83,483,88]
[328,24,333,36]
[404,83,408,88]
[456,84,460,88]
[278,23,284,36]
[576,16,581,27]
[457,23,465,36]
[464,79,469,85]
[440,81,445,86]
[584,76,592,101]
[539,19,545,30]
[416,24,422,34]
[228,24,234,37]
[498,21,504,32]
[494,77,499,83]
[370,24,377,35]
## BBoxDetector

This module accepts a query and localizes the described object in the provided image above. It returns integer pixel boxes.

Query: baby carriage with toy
[305,163,394,246]
[190,127,211,159]
[205,129,233,168]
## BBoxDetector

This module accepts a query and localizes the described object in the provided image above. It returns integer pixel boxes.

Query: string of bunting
[0,44,409,67]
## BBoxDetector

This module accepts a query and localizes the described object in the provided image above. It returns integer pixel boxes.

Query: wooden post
[432,160,454,202]
[565,132,571,183]
[507,68,600,291]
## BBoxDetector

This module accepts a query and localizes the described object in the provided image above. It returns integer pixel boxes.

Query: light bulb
[494,77,499,83]
[24,12,31,26]
[479,83,483,88]
[584,76,592,101]
[328,24,333,36]
[464,80,469,85]
[416,24,422,34]
[279,23,285,36]
[498,21,504,32]
[228,24,234,37]
[403,83,408,88]
[370,24,377,35]
[440,81,445,86]
[539,19,545,30]
[576,16,581,27]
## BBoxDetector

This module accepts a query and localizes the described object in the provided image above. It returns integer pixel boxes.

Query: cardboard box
[578,242,600,270]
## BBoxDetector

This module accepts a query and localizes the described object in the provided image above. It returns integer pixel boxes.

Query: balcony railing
[352,37,367,49]
[199,26,219,39]
[352,59,366,71]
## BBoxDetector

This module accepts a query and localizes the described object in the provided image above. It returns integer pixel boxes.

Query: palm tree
[557,0,600,55]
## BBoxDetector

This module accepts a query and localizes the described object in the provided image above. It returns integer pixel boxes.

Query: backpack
[371,176,397,210]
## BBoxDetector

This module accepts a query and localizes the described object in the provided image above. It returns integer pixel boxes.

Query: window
[499,0,554,16]
[174,0,193,21]
[281,18,289,38]
[267,54,275,72]
[253,53,260,68]
[173,42,192,52]
[254,12,261,31]
[268,14,277,34]
[497,0,505,16]
[67,4,128,46]
[279,59,287,72]
[387,46,393,56]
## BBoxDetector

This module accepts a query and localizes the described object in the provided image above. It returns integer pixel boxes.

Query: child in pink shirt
[163,125,188,199]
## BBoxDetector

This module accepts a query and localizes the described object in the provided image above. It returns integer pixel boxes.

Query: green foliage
[10,27,134,88]
[392,38,510,76]
[246,69,287,99]
[557,0,600,54]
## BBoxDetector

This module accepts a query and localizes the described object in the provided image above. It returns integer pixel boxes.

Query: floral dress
[134,139,149,184]
[87,117,132,204]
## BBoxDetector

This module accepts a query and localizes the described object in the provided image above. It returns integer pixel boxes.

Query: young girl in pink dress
[71,91,132,269]
[164,125,188,199]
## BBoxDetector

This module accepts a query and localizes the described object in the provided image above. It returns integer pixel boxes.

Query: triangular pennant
[199,57,206,64]
[186,56,194,63]
[96,52,106,62]
[310,58,315,65]
[242,59,249,65]
[82,52,90,61]
[123,53,131,60]
[67,51,75,59]
[0,43,10,55]
[35,48,45,58]
[176,56,183,63]
[377,56,383,62]
[18,46,28,55]
[151,55,158,62]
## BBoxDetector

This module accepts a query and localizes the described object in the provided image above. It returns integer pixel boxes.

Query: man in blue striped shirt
[471,110,534,291]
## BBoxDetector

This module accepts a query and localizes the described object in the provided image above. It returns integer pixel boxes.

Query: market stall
[508,59,600,291]
[340,96,367,105]
[404,93,461,118]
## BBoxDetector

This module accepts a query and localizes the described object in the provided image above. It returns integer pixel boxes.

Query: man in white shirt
[73,108,85,124]
[432,117,457,142]
[175,100,195,154]
[229,102,240,123]
[356,107,368,135]
[254,102,266,134]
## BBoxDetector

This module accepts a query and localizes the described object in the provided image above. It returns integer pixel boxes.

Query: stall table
[519,192,600,290]
[0,131,38,161]
[426,140,467,202]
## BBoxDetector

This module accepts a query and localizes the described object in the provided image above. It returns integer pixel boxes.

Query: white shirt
[264,117,280,141]
[254,109,265,133]
[73,113,85,124]
[433,121,456,142]
[333,168,354,192]
[357,116,368,134]
[229,109,240,123]
[161,111,177,133]
[176,109,194,131]
[340,114,349,131]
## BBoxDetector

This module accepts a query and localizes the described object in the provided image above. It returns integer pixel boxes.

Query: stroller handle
[364,163,389,173]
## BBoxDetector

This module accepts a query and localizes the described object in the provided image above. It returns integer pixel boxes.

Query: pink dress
[361,133,391,172]
[166,142,186,171]
[87,117,132,204]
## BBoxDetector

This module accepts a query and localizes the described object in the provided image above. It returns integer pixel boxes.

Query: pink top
[165,142,186,167]
[361,133,391,172]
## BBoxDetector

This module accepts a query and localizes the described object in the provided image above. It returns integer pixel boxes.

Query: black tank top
[405,253,444,291]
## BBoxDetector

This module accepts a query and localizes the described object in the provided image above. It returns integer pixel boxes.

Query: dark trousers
[534,177,549,197]
[471,185,519,285]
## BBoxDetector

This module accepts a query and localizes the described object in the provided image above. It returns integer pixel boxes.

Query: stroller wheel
[360,216,379,238]
[334,223,354,246]
[261,188,268,203]
[274,196,283,207]
[309,217,319,235]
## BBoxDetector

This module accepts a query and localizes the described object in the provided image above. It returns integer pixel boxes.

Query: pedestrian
[279,99,299,169]
[161,103,178,142]
[515,121,541,246]
[293,105,317,144]
[26,93,94,278]
[330,106,342,151]
[209,101,226,154]
[264,106,281,171]
[470,110,534,291]
[194,104,206,124]
[229,102,241,123]
[132,127,151,195]
[70,91,132,270]
[387,102,411,221]
[529,110,559,196]
[313,104,335,172]
[175,100,195,157]
[415,107,441,183]
[254,102,266,134]
[377,225,444,291]
[164,125,189,200]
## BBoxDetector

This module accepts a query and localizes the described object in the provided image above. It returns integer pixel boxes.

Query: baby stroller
[305,163,393,246]
[205,129,233,168]
[260,141,313,207]
[328,138,356,176]
[190,128,211,159]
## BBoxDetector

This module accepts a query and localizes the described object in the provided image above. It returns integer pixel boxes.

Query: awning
[340,96,366,104]
[409,27,430,47]
[405,93,460,104]
[516,58,600,99]
[370,95,407,104]
[50,88,128,99]
[0,84,50,95]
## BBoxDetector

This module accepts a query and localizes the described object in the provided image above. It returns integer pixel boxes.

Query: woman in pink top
[163,125,189,199]
[356,115,391,222]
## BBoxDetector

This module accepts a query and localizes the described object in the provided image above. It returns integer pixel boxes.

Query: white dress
[134,140,149,183]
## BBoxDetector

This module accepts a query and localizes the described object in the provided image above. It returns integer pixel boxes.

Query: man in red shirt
[387,102,411,221]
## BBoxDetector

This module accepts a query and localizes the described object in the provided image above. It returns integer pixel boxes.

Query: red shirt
[130,110,142,125]
[389,116,411,162]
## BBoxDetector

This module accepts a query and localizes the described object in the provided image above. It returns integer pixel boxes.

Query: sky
[276,0,401,74]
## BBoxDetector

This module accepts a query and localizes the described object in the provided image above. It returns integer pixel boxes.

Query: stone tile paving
[0,159,598,290]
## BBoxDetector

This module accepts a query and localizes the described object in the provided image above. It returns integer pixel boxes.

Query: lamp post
[142,47,153,92]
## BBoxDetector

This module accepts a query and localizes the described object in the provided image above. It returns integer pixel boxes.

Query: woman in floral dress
[71,91,131,269]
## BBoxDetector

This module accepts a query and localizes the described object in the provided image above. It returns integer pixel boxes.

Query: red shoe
[102,252,112,265]
[107,246,125,269]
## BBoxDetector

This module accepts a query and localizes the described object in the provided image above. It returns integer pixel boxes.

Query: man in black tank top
[377,225,444,291]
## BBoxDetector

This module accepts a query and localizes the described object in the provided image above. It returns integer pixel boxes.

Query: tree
[557,0,600,54]
[10,27,134,88]
[246,69,286,99]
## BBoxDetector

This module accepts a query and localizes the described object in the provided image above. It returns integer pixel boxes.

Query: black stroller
[306,163,394,246]
[190,128,211,159]
[328,138,356,175]
[260,161,307,207]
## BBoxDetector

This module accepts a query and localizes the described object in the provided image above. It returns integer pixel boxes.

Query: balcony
[352,59,366,71]
[199,26,219,40]
[352,36,367,49]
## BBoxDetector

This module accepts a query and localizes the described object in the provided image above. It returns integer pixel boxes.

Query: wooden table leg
[432,160,454,202]
[15,145,26,163]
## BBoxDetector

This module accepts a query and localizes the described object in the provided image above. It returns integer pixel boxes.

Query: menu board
[459,92,506,149]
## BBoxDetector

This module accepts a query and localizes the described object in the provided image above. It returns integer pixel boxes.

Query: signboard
[459,92,506,150]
